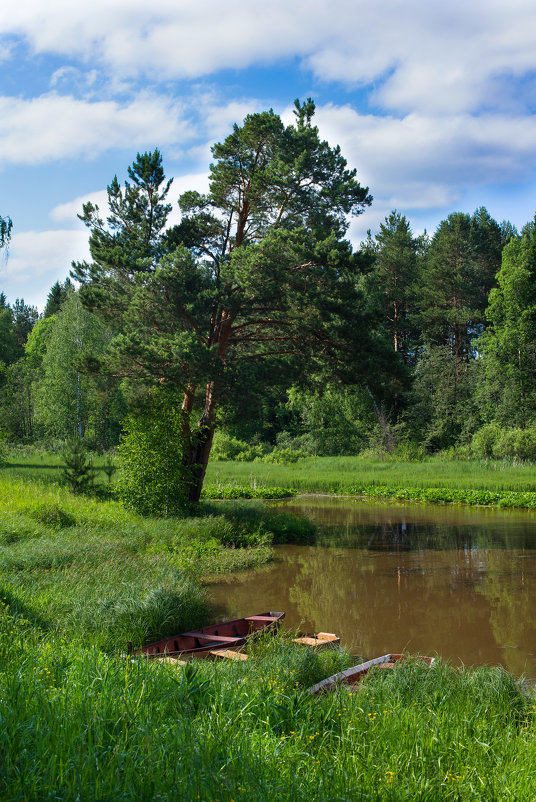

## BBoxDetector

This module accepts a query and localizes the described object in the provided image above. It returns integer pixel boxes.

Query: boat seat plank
[293,635,340,649]
[209,650,248,661]
[179,633,243,642]
[154,657,187,666]
[244,616,278,623]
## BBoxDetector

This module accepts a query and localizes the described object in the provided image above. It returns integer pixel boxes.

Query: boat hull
[307,653,435,694]
[133,611,285,659]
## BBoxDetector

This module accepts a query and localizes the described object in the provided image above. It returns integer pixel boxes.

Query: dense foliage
[2,104,536,491]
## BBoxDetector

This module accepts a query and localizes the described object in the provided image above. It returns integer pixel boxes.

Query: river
[208,496,536,676]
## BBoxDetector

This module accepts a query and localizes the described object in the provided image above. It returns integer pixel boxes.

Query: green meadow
[206,455,536,493]
[1,469,536,799]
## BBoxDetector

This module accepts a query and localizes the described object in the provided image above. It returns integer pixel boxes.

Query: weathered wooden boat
[129,611,285,659]
[307,652,435,695]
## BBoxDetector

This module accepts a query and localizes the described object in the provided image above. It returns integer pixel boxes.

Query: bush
[472,423,536,461]
[114,391,190,516]
[261,447,308,465]
[210,431,266,461]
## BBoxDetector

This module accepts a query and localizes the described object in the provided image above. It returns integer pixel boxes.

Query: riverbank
[3,612,536,800]
[4,451,536,507]
[205,455,536,509]
[2,475,536,799]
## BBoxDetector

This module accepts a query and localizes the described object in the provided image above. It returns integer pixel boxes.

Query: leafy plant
[114,390,190,517]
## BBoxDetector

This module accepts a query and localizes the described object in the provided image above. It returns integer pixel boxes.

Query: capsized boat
[130,611,285,659]
[307,652,435,695]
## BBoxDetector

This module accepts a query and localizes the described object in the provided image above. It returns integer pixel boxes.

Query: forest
[2,103,536,491]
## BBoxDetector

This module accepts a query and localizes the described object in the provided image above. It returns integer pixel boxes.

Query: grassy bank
[0,476,311,650]
[205,456,536,508]
[2,611,536,800]
[5,451,536,507]
[2,475,536,799]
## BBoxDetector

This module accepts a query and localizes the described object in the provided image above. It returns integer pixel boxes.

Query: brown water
[208,496,536,676]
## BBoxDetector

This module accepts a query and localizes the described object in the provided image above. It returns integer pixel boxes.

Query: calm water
[208,496,536,676]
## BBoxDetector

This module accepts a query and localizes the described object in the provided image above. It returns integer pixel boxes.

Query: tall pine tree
[74,103,398,501]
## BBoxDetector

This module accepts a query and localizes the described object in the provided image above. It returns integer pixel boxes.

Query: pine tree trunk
[185,425,216,503]
[182,381,219,504]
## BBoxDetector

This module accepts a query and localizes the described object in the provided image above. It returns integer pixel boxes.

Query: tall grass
[1,608,535,801]
[5,450,536,494]
[206,455,536,494]
[0,477,313,652]
[2,475,536,799]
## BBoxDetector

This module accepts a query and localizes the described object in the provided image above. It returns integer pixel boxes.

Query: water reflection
[208,497,536,676]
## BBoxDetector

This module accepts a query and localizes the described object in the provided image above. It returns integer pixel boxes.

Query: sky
[2,0,536,311]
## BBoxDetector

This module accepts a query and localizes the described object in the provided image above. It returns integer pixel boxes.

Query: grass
[2,469,536,798]
[0,477,312,651]
[1,609,536,800]
[5,450,536,507]
[204,456,536,508]
[206,455,536,493]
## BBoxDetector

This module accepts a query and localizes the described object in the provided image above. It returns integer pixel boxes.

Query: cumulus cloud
[1,228,90,309]
[0,90,264,167]
[50,171,210,230]
[2,1,536,115]
[50,190,109,224]
[312,104,536,224]
[0,92,195,165]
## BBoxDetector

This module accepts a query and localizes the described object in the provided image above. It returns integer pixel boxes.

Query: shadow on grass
[0,586,52,632]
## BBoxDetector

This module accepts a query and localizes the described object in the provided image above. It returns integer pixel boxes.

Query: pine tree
[61,438,96,494]
[368,211,420,360]
[73,102,398,502]
[417,209,502,368]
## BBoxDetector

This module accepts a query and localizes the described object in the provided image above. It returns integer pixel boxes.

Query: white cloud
[50,190,109,224]
[2,1,536,115]
[0,90,265,167]
[1,228,89,309]
[0,92,195,165]
[49,172,210,230]
[312,104,536,223]
[4,169,211,309]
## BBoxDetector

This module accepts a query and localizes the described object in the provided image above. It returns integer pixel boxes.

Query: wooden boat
[307,652,435,695]
[130,611,285,659]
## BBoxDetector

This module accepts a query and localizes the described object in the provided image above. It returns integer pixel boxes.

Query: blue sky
[2,0,536,311]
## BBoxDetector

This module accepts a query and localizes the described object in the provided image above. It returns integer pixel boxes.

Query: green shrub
[114,391,189,516]
[473,424,536,461]
[261,447,308,465]
[210,431,266,461]
[494,427,536,461]
[202,484,297,499]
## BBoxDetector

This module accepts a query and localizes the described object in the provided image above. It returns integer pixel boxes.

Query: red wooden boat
[307,652,435,695]
[130,611,285,659]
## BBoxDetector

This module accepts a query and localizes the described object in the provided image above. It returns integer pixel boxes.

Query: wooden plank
[293,634,340,649]
[210,649,248,661]
[316,632,339,642]
[180,633,243,642]
[307,654,393,695]
[154,656,187,666]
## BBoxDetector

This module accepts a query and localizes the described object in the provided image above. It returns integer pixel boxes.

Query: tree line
[1,101,536,501]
